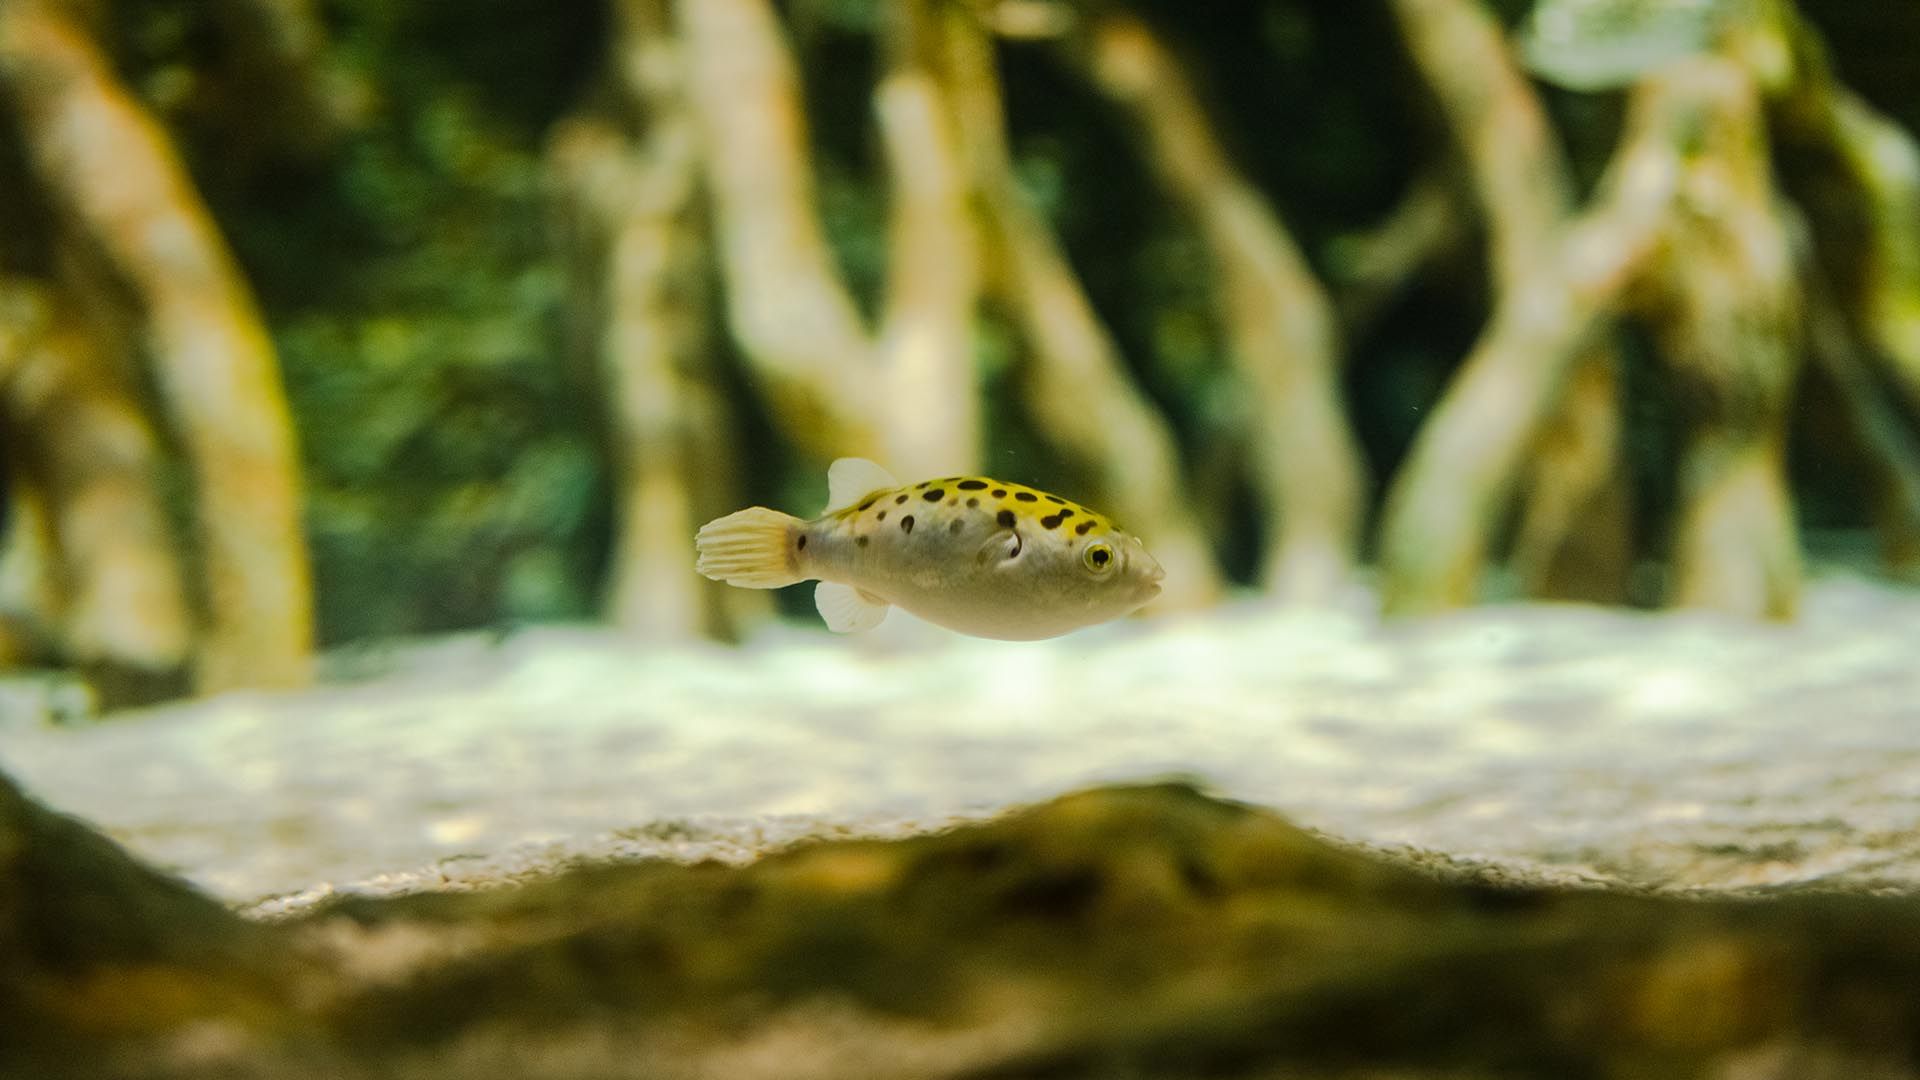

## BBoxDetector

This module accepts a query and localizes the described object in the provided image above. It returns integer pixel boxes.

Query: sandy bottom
[3,570,1918,915]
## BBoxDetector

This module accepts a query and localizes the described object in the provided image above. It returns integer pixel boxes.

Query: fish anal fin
[815,581,890,633]
[824,458,900,514]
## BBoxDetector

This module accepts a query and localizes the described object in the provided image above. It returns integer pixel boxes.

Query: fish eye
[1082,543,1114,573]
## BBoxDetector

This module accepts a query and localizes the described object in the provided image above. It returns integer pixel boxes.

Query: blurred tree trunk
[0,280,191,700]
[551,0,767,640]
[1082,13,1365,603]
[676,0,882,464]
[1387,0,1631,606]
[947,11,1220,610]
[0,0,313,692]
[872,0,981,478]
[1647,59,1802,619]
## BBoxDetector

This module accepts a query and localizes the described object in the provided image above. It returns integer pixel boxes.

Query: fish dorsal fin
[815,581,889,633]
[823,457,900,514]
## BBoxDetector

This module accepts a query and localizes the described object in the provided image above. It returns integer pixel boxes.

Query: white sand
[3,571,1918,914]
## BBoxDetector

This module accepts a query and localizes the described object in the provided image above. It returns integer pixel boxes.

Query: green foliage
[119,0,608,643]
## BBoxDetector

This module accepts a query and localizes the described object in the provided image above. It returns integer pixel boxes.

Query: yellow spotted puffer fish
[695,458,1164,640]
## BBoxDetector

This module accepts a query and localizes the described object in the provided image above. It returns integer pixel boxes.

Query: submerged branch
[947,11,1221,609]
[1645,60,1802,619]
[677,0,882,462]
[1379,65,1698,614]
[1387,0,1630,606]
[0,280,191,684]
[1082,13,1366,602]
[1330,167,1469,337]
[1770,6,1920,419]
[0,0,313,692]
[1802,247,1920,577]
[873,0,982,477]
[552,0,767,641]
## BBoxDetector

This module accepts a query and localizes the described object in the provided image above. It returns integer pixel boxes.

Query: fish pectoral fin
[822,458,901,514]
[975,527,1023,567]
[815,581,890,633]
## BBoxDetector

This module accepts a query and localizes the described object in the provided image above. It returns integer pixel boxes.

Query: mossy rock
[4,770,1920,1078]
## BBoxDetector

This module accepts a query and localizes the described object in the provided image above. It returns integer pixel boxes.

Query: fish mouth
[1134,566,1164,604]
[1124,545,1164,606]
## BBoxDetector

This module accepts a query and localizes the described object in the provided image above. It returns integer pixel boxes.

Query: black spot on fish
[957,479,987,491]
[991,488,1007,498]
[997,509,1016,528]
[878,510,888,521]
[901,515,915,534]
[1040,513,1063,529]
[1058,508,1075,520]
[1045,494,1064,504]
[797,535,808,550]
[916,481,930,489]
[858,497,878,511]
[857,536,870,547]
[1015,491,1038,503]
[966,497,979,508]
[1075,520,1094,535]
[895,493,909,504]
[923,489,945,502]
[949,519,964,535]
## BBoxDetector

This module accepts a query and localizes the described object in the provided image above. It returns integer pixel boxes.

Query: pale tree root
[948,10,1221,610]
[676,0,883,463]
[1079,12,1366,604]
[0,0,314,692]
[1646,59,1803,620]
[1329,167,1471,338]
[679,0,992,484]
[872,0,982,479]
[1801,260,1920,578]
[1378,64,1694,614]
[1387,0,1631,606]
[1768,4,1920,419]
[0,280,192,705]
[549,0,770,642]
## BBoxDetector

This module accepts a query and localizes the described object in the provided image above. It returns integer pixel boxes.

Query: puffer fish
[695,458,1164,640]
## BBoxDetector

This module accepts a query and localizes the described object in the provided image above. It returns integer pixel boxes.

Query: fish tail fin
[695,507,806,588]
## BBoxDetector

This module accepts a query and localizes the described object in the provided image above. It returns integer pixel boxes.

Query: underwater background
[4,0,1920,1076]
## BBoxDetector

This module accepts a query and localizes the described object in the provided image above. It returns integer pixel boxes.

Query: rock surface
[2,573,1918,912]
[5,772,1920,1079]
[4,574,1920,1076]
